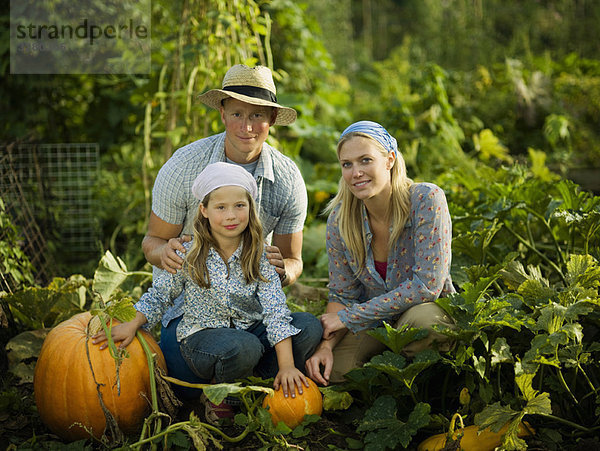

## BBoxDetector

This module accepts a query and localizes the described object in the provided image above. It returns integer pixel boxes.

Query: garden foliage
[2,1,600,449]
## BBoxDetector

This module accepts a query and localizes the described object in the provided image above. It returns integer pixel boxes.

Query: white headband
[191,162,258,201]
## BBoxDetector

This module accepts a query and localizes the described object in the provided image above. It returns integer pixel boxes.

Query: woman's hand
[274,366,309,398]
[320,312,346,339]
[305,345,334,386]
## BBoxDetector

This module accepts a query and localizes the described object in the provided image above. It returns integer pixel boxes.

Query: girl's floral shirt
[135,241,299,346]
[328,182,455,333]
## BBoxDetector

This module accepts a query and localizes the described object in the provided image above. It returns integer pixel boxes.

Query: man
[143,64,308,402]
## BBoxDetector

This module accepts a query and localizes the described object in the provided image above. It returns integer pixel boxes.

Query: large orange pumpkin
[33,312,166,441]
[262,378,323,429]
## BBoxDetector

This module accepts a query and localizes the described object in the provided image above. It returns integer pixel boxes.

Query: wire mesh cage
[0,143,100,291]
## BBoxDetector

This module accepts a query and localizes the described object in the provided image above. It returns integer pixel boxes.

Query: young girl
[93,162,322,423]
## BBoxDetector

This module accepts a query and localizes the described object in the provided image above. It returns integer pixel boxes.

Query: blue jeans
[160,312,322,400]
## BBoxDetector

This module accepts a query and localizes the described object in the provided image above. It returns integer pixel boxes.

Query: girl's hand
[92,321,139,350]
[274,366,309,398]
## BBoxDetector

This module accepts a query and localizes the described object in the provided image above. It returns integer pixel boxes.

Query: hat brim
[198,89,297,126]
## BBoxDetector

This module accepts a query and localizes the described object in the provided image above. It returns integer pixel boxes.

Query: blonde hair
[186,190,267,287]
[325,132,413,273]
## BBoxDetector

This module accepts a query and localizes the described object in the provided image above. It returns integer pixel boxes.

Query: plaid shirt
[136,241,300,346]
[327,183,455,333]
[152,132,307,238]
[151,132,308,326]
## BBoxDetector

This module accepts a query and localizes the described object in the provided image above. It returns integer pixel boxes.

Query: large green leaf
[5,329,50,383]
[365,349,440,389]
[92,250,131,302]
[566,254,600,289]
[474,401,518,433]
[367,322,429,355]
[91,250,152,305]
[358,397,430,450]
[321,386,353,411]
[490,337,513,367]
[3,276,88,329]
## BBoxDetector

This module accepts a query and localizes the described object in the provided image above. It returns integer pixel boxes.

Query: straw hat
[198,65,297,126]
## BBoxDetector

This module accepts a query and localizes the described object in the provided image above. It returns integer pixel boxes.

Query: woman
[306,121,455,386]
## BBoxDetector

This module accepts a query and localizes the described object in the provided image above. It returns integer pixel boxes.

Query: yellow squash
[418,414,534,451]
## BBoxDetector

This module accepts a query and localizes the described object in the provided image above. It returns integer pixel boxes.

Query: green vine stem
[136,332,159,412]
[577,363,598,394]
[584,221,600,255]
[524,207,567,267]
[503,224,566,284]
[556,365,579,406]
[136,331,161,444]
[131,418,250,448]
[539,413,592,433]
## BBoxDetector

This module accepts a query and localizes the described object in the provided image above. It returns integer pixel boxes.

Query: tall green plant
[0,198,35,294]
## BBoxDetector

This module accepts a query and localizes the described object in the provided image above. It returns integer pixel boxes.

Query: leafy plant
[0,197,35,293]
[2,276,89,330]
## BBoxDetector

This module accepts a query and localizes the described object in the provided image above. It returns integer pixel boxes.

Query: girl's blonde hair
[186,190,267,287]
[325,132,413,273]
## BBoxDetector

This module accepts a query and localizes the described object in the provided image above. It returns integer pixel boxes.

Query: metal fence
[0,143,100,291]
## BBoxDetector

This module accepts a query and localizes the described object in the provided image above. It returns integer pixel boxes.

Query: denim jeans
[160,312,322,400]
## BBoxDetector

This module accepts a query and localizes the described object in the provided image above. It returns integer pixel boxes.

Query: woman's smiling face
[338,135,395,202]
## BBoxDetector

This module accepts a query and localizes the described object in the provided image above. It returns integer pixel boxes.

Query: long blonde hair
[325,132,413,273]
[186,190,267,287]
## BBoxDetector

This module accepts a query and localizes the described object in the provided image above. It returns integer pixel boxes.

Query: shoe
[201,393,235,426]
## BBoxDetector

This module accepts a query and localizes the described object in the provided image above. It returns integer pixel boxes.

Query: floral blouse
[135,241,300,346]
[327,182,455,333]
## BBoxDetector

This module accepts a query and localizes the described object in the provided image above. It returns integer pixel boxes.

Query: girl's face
[338,136,395,202]
[200,185,250,247]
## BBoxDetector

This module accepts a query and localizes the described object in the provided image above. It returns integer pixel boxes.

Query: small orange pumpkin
[33,312,166,441]
[262,378,323,429]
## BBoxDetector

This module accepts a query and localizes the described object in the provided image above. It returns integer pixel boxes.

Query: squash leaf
[3,276,88,329]
[321,386,353,411]
[474,129,513,163]
[92,250,130,302]
[490,337,513,367]
[106,297,138,322]
[92,250,151,304]
[474,401,518,433]
[5,329,50,383]
[515,364,552,415]
[341,367,389,401]
[357,397,430,450]
[367,322,429,355]
[365,349,440,390]
[566,254,600,289]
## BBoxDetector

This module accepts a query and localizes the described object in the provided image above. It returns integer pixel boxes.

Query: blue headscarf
[339,121,398,156]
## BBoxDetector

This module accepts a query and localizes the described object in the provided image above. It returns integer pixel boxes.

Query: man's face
[220,98,276,163]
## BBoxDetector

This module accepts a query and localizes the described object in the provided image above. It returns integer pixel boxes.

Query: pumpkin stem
[449,412,465,433]
[447,412,465,447]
